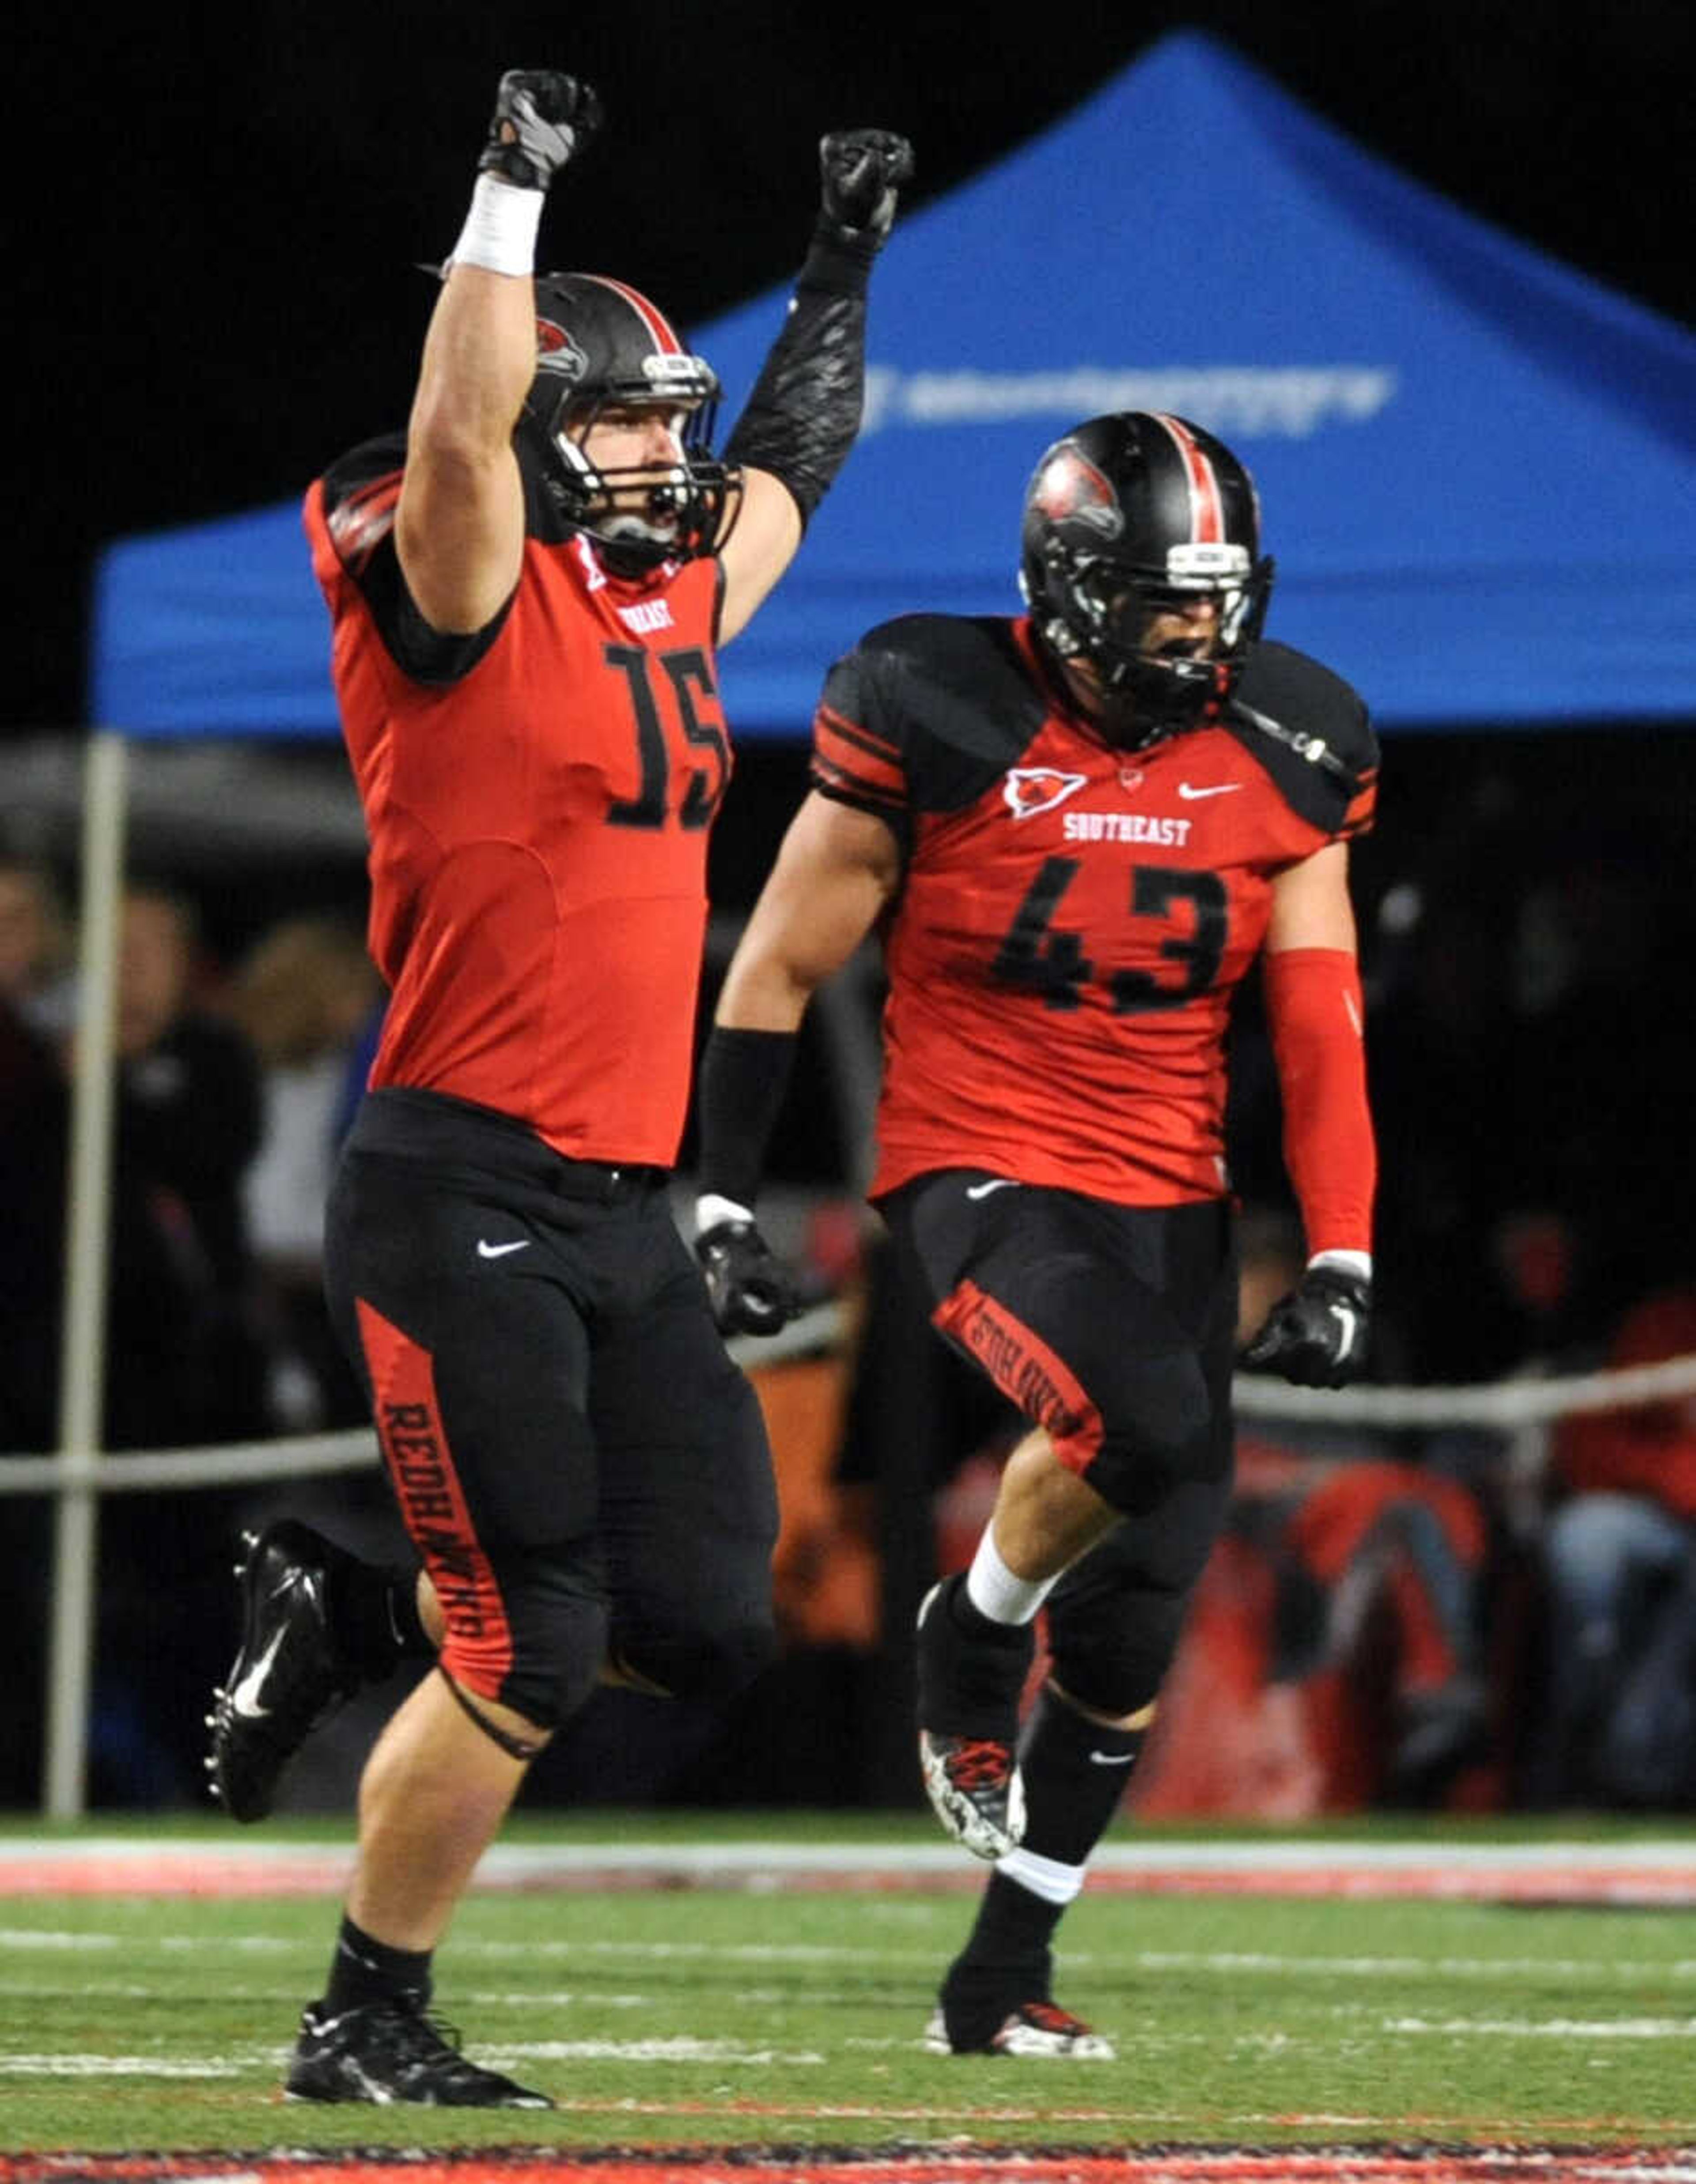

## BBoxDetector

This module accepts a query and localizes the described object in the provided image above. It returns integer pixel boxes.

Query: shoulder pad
[319,433,409,573]
[317,430,510,686]
[1222,642,1379,837]
[822,615,1047,815]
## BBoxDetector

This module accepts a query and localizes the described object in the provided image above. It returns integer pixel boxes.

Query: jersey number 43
[991,855,1228,1012]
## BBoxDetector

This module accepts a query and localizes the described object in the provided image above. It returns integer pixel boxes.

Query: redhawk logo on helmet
[1029,447,1124,541]
[1019,411,1275,751]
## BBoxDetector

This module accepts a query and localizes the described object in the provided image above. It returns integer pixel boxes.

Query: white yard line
[8,1833,1696,1873]
[6,1930,1696,1986]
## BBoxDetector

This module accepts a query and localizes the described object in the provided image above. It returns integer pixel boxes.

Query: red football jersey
[811,615,1377,1206]
[304,436,731,1167]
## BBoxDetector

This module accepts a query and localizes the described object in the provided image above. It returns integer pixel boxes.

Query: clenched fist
[478,71,603,191]
[1241,1264,1372,1389]
[819,128,914,243]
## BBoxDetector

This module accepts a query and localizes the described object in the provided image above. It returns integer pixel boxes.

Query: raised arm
[396,72,601,634]
[717,130,913,643]
[693,791,903,1334]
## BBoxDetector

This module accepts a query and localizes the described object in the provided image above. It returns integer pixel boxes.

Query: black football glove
[696,1216,801,1339]
[818,128,914,245]
[477,70,603,191]
[1240,1265,1372,1390]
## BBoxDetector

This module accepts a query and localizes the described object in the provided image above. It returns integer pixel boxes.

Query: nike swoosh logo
[229,1622,290,1720]
[1329,1302,1358,1356]
[1089,1749,1137,1766]
[477,1239,531,1259]
[965,1179,1020,1201]
[1177,782,1244,800]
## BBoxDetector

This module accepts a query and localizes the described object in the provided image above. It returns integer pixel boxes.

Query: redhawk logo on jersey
[1030,444,1124,542]
[1003,767,1089,821]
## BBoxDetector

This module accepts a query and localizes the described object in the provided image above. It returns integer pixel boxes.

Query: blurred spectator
[0,857,71,1800]
[1365,804,1694,1382]
[1526,1285,1696,1809]
[98,883,273,1801]
[0,853,71,1015]
[1132,1209,1494,1816]
[1,877,276,1801]
[103,884,269,1448]
[225,916,382,1429]
[0,860,74,1452]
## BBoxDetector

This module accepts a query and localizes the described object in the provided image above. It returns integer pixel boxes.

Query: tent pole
[43,730,127,1821]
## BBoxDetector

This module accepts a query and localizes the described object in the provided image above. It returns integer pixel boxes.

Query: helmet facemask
[551,385,734,575]
[1028,536,1274,747]
[523,276,742,576]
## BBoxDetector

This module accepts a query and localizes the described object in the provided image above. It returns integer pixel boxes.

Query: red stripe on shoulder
[327,470,404,574]
[813,705,908,800]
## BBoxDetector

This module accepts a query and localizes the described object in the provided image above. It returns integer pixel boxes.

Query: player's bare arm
[398,264,532,633]
[1263,838,1358,955]
[398,72,602,633]
[717,790,902,1028]
[716,468,805,644]
[693,792,900,1338]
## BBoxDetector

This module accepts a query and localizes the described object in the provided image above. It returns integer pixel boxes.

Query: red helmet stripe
[581,274,685,356]
[1152,413,1224,545]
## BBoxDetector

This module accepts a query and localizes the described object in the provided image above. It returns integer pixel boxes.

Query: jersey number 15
[603,644,730,831]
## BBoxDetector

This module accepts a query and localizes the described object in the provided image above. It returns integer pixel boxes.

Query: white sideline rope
[2,1310,1693,1494]
[1230,1350,1696,1429]
[0,1303,843,1493]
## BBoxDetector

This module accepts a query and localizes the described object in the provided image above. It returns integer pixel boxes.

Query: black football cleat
[205,1520,365,1822]
[924,1998,1116,2059]
[915,1575,1032,1860]
[285,1997,552,2107]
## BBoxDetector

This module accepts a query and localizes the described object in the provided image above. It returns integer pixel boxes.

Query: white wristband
[447,173,543,278]
[696,1193,754,1238]
[1309,1247,1372,1282]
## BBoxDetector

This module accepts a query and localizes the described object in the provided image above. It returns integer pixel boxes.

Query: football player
[693,410,1379,2056]
[204,70,911,2106]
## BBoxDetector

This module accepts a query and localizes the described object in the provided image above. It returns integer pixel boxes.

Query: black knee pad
[1080,1350,1231,1517]
[453,1539,609,1731]
[1045,1546,1200,1719]
[613,1599,778,1707]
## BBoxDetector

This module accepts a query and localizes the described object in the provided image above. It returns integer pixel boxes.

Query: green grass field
[3,1816,1695,2158]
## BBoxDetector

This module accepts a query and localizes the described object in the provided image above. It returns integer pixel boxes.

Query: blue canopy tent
[91,30,1696,739]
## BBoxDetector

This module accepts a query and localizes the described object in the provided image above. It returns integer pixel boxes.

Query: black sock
[322,1914,433,2017]
[943,1687,1147,2036]
[1019,1683,1147,1866]
[944,1570,1033,1645]
[329,1557,427,1677]
[940,1870,1059,2040]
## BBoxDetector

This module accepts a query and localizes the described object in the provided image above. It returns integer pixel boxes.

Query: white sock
[996,1846,1086,1905]
[965,1525,1058,1626]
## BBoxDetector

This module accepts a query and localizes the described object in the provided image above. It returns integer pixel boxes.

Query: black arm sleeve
[722,220,878,528]
[696,1026,799,1209]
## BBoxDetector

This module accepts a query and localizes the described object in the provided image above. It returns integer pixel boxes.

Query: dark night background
[15,0,1696,737]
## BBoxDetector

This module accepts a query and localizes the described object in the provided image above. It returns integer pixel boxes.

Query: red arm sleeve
[1262,946,1376,1259]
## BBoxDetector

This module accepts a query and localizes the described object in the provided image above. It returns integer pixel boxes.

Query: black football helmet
[1019,412,1274,747]
[523,273,739,573]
